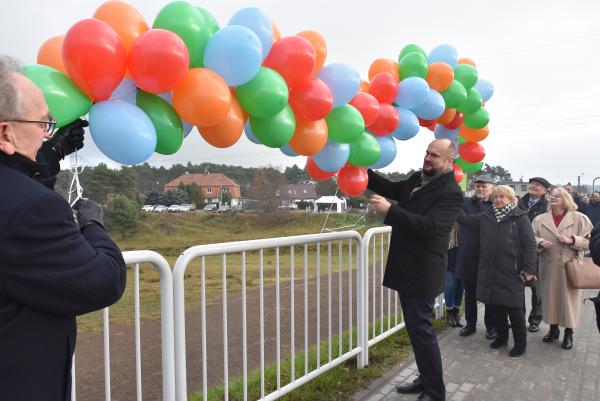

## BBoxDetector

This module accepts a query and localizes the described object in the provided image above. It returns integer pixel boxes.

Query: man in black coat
[455,175,496,339]
[592,222,600,266]
[0,56,127,401]
[517,176,550,332]
[368,138,463,401]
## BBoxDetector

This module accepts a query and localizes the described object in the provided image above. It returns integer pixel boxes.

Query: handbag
[564,258,600,289]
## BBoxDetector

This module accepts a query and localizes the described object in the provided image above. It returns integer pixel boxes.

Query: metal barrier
[71,250,176,401]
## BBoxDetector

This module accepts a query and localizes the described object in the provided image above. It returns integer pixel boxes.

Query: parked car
[167,205,181,212]
[142,205,154,212]
[202,204,217,212]
[278,203,298,210]
[231,205,245,213]
[153,205,167,213]
[218,205,231,213]
[178,204,193,212]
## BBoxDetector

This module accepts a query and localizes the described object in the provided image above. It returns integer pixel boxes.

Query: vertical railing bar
[242,252,248,401]
[222,254,229,401]
[260,249,265,399]
[201,257,208,401]
[372,237,376,339]
[348,239,353,351]
[338,241,343,358]
[316,242,321,369]
[276,247,281,390]
[134,263,142,401]
[71,355,76,401]
[327,241,332,363]
[290,245,295,382]
[380,234,384,335]
[103,307,111,401]
[304,244,308,375]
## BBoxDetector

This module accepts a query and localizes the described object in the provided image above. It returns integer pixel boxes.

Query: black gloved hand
[50,119,88,159]
[73,199,105,229]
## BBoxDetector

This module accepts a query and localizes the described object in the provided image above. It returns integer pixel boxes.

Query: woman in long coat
[532,187,593,349]
[458,185,538,357]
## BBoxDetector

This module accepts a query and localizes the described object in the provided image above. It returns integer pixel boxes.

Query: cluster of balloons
[30,0,494,196]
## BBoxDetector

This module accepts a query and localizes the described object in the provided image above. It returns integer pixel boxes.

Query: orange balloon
[460,125,489,142]
[359,80,370,92]
[368,58,399,82]
[289,119,328,156]
[436,108,457,126]
[93,0,148,54]
[297,30,327,74]
[173,68,232,127]
[272,20,281,44]
[198,96,244,148]
[458,58,477,68]
[426,62,454,92]
[37,36,67,75]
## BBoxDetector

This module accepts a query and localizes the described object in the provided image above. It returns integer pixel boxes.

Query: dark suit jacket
[0,152,126,401]
[367,169,464,298]
[592,222,600,266]
[454,197,492,282]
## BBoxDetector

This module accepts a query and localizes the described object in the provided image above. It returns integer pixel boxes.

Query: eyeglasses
[5,119,57,136]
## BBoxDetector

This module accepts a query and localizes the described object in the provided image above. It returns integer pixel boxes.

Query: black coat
[367,169,464,299]
[592,222,600,266]
[518,193,548,222]
[584,202,600,227]
[0,152,127,401]
[454,197,492,282]
[458,206,537,308]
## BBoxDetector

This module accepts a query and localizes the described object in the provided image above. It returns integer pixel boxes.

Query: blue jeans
[444,271,464,309]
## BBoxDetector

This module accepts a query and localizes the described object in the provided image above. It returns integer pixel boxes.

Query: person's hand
[50,119,88,159]
[539,240,554,249]
[73,199,104,229]
[523,272,536,282]
[557,235,574,245]
[369,195,391,214]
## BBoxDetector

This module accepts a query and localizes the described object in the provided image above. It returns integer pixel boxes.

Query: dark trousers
[463,280,495,330]
[491,305,526,348]
[400,293,445,401]
[528,282,543,325]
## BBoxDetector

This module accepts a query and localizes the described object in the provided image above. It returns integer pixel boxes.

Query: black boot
[509,321,527,357]
[446,309,456,327]
[453,308,463,327]
[562,328,573,350]
[490,336,508,349]
[543,325,560,343]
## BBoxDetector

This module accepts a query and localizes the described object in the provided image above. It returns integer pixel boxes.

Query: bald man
[368,139,464,401]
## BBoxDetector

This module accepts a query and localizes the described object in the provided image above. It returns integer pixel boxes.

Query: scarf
[411,166,453,195]
[493,202,516,222]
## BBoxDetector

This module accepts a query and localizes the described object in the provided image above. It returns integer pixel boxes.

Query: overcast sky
[2,0,599,187]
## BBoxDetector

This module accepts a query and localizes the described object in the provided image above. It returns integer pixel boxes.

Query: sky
[2,0,600,187]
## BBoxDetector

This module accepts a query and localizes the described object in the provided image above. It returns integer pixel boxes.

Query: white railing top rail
[362,226,392,242]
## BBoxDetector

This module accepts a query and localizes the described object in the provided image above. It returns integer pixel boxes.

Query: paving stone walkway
[354,289,600,401]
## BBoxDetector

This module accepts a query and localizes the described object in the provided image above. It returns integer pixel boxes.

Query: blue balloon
[475,78,494,102]
[428,44,458,67]
[280,144,299,157]
[317,63,361,107]
[244,120,261,144]
[204,25,262,86]
[157,91,194,138]
[395,77,430,109]
[391,107,420,140]
[412,90,445,120]
[109,78,136,104]
[313,140,350,172]
[369,135,397,169]
[228,7,273,61]
[434,125,459,141]
[89,100,156,165]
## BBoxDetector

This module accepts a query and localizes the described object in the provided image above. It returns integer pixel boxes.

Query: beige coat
[532,211,593,328]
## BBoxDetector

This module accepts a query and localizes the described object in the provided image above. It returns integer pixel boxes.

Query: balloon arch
[30,0,494,196]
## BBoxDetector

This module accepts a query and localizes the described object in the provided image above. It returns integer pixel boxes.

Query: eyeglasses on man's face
[5,119,57,136]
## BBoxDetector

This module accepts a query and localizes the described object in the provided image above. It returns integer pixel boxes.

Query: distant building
[276,184,317,205]
[314,196,347,213]
[163,173,241,205]
[498,180,529,198]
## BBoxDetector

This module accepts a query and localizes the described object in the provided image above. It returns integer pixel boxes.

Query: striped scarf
[492,202,516,222]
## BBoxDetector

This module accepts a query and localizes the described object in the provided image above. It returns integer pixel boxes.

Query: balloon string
[68,150,85,207]
[320,186,339,234]
[320,187,370,234]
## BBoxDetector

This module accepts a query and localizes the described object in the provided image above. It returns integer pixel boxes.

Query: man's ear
[0,122,16,155]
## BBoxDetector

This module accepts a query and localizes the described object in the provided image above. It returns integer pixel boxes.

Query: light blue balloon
[244,120,261,144]
[428,44,458,67]
[157,91,194,138]
[109,78,136,104]
[228,7,273,61]
[313,140,350,172]
[204,25,262,86]
[434,125,459,141]
[369,134,397,169]
[474,78,494,103]
[395,77,430,109]
[280,144,299,157]
[89,100,157,165]
[317,63,361,107]
[391,107,420,141]
[412,89,445,120]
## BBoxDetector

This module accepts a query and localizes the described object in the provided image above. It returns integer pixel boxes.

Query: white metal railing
[172,231,364,401]
[71,250,175,401]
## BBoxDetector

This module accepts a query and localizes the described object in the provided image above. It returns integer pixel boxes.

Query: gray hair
[0,55,23,120]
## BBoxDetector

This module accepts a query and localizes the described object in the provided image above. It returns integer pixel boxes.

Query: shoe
[489,338,508,349]
[452,308,463,327]
[416,393,440,401]
[396,377,425,394]
[446,309,456,327]
[528,323,539,332]
[542,325,560,343]
[561,329,573,350]
[485,328,497,340]
[509,344,526,357]
[459,326,476,337]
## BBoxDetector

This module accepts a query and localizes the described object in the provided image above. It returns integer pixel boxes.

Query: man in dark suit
[368,138,463,401]
[0,55,127,401]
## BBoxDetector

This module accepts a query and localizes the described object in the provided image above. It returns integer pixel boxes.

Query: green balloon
[325,105,365,143]
[463,107,489,129]
[250,105,296,148]
[458,87,482,114]
[153,1,209,68]
[440,80,467,109]
[458,136,466,145]
[236,68,288,118]
[453,64,478,90]
[455,157,484,173]
[197,7,220,35]
[398,44,427,63]
[398,52,429,80]
[348,132,381,167]
[21,64,91,128]
[136,90,183,155]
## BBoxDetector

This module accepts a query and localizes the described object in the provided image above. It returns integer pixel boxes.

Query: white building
[313,196,347,213]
